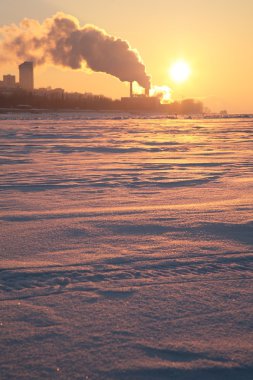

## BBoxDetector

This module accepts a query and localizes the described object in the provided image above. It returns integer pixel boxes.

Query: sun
[169,60,191,83]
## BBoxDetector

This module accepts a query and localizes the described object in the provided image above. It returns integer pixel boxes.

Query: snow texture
[0,113,253,379]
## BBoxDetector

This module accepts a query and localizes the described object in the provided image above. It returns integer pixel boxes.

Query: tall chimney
[145,86,150,97]
[130,81,133,97]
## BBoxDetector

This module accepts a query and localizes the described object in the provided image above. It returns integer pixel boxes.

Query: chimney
[145,86,150,97]
[130,81,133,97]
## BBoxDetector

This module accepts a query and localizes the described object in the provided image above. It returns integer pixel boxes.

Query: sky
[0,0,253,113]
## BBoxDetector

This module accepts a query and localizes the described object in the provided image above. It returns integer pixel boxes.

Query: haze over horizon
[1,0,253,112]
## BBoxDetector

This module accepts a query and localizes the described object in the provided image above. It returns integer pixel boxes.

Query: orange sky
[1,0,253,113]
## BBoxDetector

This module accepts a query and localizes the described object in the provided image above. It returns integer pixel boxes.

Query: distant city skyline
[0,61,34,92]
[0,1,253,113]
[0,61,206,115]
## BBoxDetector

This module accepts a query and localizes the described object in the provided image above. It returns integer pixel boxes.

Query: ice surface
[0,114,253,379]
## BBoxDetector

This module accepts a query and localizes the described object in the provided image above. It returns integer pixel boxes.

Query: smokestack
[130,81,133,97]
[0,13,151,90]
[145,86,150,97]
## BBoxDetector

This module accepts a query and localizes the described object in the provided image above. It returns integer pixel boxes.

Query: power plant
[129,81,150,98]
[0,62,161,111]
[120,81,159,110]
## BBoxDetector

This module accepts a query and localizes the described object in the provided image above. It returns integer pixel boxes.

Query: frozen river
[0,113,253,379]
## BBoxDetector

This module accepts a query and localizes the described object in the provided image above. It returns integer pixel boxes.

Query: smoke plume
[150,85,172,103]
[0,13,150,88]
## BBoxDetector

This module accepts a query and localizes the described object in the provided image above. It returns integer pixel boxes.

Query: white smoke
[0,13,150,88]
[150,85,172,103]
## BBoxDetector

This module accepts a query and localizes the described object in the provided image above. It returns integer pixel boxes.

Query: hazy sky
[1,0,253,112]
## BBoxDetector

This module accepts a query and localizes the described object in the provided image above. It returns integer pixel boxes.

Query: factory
[120,81,160,110]
[0,63,161,112]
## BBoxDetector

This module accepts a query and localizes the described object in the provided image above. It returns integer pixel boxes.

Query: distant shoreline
[0,107,252,119]
[0,107,124,114]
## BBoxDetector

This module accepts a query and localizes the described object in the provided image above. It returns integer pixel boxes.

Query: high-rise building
[3,75,16,88]
[19,61,34,91]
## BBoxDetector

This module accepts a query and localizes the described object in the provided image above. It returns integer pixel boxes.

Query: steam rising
[150,85,172,103]
[0,13,150,88]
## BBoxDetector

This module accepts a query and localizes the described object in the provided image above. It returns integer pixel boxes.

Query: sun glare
[169,60,191,83]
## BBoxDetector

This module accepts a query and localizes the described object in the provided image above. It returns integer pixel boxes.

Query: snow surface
[0,113,253,379]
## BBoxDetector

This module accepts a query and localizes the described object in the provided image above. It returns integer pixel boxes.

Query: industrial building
[0,64,165,112]
[121,81,160,110]
[19,61,34,91]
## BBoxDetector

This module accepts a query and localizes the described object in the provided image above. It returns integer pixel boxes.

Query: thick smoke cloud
[0,13,150,88]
